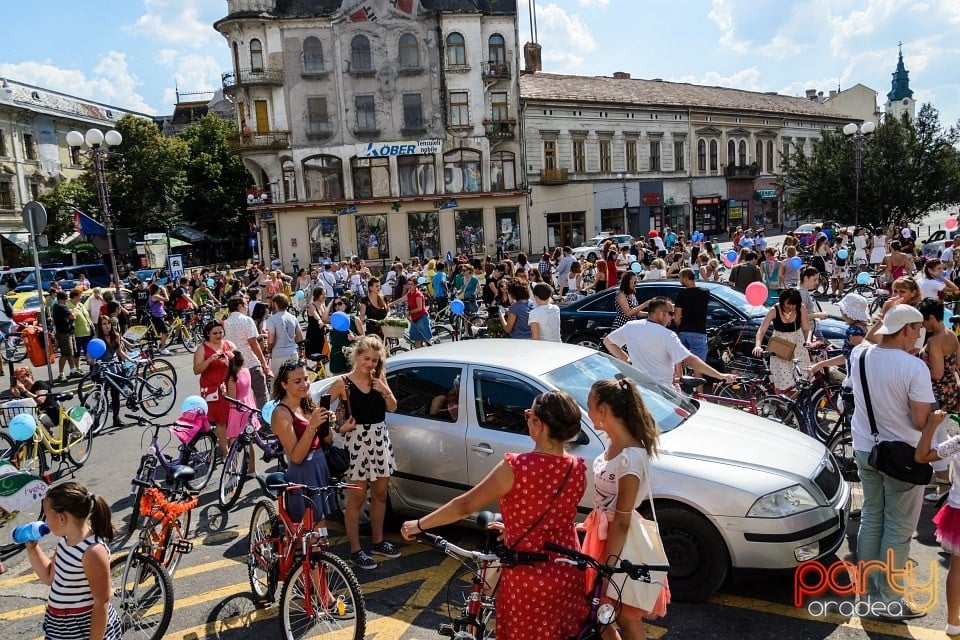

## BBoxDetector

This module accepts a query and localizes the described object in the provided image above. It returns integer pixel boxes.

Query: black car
[559,281,848,368]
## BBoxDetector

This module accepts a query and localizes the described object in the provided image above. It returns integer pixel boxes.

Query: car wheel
[567,332,603,351]
[656,505,729,601]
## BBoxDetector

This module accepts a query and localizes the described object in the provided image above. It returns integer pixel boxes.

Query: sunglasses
[278,359,307,375]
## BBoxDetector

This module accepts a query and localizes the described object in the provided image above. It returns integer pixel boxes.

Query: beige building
[215,0,524,270]
[822,84,881,125]
[0,78,146,263]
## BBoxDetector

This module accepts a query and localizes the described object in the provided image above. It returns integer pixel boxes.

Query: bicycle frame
[130,483,197,570]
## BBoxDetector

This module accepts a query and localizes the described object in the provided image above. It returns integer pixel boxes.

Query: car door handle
[471,444,495,455]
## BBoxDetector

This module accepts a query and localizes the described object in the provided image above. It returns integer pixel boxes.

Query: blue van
[15,263,111,292]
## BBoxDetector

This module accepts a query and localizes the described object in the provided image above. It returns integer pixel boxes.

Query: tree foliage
[779,103,960,228]
[36,178,97,242]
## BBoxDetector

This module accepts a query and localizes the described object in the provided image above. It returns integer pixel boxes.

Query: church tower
[885,44,915,121]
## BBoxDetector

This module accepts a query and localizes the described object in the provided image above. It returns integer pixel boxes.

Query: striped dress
[42,535,123,640]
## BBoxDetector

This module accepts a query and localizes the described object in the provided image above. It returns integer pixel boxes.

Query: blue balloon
[294,290,305,300]
[331,310,351,332]
[417,276,428,285]
[86,338,107,360]
[206,278,216,288]
[261,400,277,425]
[726,250,738,262]
[630,262,643,273]
[789,256,803,270]
[450,299,465,315]
[856,271,871,286]
[837,249,848,260]
[9,413,37,442]
[181,395,208,414]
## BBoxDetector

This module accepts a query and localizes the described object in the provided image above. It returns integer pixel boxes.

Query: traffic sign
[22,202,47,235]
[168,254,185,281]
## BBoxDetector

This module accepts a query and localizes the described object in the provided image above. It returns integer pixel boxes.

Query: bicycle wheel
[181,326,200,353]
[0,431,15,460]
[757,395,794,424]
[159,506,192,577]
[185,433,217,492]
[218,445,248,510]
[111,551,174,640]
[828,427,862,518]
[248,499,281,602]
[137,371,176,417]
[713,380,764,408]
[279,551,366,640]
[431,324,456,345]
[811,385,843,441]
[128,483,146,536]
[139,358,178,386]
[7,439,47,477]
[82,384,108,436]
[64,417,94,467]
[4,335,27,363]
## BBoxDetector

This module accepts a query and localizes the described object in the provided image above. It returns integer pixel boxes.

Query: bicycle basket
[123,325,150,343]
[725,356,767,377]
[169,408,211,445]
[0,399,38,429]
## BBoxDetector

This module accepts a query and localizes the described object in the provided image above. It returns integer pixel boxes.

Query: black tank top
[772,306,801,332]
[347,377,387,424]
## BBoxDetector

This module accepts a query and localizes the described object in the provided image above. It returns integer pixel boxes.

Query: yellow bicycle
[127,311,201,353]
[1,394,95,477]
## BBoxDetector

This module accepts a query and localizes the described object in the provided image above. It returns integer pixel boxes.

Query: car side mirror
[711,308,733,321]
[573,429,590,446]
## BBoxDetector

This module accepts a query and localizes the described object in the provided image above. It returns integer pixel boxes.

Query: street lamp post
[617,173,631,235]
[842,121,876,229]
[66,128,123,293]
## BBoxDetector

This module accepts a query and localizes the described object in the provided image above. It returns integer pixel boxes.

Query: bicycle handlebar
[543,541,669,580]
[223,395,262,415]
[418,532,501,564]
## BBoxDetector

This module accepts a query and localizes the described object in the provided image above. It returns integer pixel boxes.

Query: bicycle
[124,412,217,535]
[218,396,287,510]
[247,474,365,639]
[76,357,177,435]
[129,311,200,353]
[1,393,94,477]
[544,541,670,640]
[111,469,197,640]
[678,375,783,418]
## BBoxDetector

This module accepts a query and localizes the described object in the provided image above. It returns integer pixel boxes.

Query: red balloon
[722,257,733,268]
[745,281,769,306]
[947,217,958,230]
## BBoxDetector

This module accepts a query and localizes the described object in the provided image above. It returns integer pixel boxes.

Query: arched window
[249,39,264,72]
[709,140,718,171]
[697,139,706,172]
[443,149,481,193]
[755,140,764,172]
[303,36,323,72]
[302,155,343,202]
[488,34,505,64]
[727,140,736,166]
[399,33,419,68]
[738,140,747,166]
[351,35,371,71]
[446,32,466,66]
[490,151,515,191]
[766,140,774,172]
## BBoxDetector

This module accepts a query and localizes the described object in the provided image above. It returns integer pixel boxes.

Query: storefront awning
[172,225,212,243]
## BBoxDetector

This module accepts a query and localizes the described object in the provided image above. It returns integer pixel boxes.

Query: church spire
[886,43,913,102]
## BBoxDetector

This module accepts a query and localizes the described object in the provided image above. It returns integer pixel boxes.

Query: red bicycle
[247,473,365,640]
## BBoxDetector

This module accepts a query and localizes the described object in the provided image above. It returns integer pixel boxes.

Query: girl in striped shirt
[25,481,122,640]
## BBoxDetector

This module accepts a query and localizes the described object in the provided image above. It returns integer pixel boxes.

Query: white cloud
[0,54,156,115]
[577,0,610,7]
[707,0,750,53]
[828,0,909,56]
[128,0,217,48]
[941,0,960,23]
[673,68,763,92]
[756,33,807,58]
[155,53,223,109]
[522,3,596,72]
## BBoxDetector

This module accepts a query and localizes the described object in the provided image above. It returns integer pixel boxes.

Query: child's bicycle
[111,468,198,640]
[247,473,365,639]
[544,541,670,640]
[0,395,94,478]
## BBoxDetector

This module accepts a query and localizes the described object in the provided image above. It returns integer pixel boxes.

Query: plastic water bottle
[12,521,49,544]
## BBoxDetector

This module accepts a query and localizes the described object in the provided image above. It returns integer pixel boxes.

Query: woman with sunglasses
[193,320,236,457]
[400,391,588,639]
[329,336,399,570]
[323,297,364,375]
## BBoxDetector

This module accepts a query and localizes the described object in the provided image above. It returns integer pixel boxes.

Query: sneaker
[370,540,401,559]
[69,370,84,379]
[158,349,173,356]
[55,374,66,383]
[948,623,960,636]
[870,599,927,621]
[350,550,377,570]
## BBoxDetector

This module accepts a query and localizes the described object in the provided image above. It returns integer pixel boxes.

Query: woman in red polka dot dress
[401,390,588,639]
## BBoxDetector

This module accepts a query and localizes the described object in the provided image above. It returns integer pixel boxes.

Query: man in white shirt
[266,293,303,376]
[528,283,561,342]
[848,304,940,618]
[320,264,337,298]
[223,295,270,407]
[603,297,735,388]
[941,241,954,281]
[556,246,575,294]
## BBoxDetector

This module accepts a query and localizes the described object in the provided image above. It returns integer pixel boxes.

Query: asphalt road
[0,342,957,640]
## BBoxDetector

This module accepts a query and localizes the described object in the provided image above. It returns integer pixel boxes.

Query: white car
[572,234,634,262]
[310,340,849,601]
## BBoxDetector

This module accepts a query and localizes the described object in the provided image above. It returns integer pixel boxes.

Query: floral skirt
[770,330,810,392]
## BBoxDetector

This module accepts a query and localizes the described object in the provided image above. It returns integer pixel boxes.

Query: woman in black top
[358,277,388,339]
[327,336,398,570]
[303,287,326,359]
[752,288,811,391]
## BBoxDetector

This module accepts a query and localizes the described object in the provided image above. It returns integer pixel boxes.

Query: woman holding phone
[193,319,235,457]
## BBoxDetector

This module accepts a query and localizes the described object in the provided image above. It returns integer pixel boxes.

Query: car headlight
[747,485,818,518]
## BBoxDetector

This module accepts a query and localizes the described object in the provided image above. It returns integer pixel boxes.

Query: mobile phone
[319,394,331,410]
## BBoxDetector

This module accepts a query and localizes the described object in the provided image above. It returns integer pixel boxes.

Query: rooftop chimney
[805,89,817,100]
[829,90,838,99]
[613,72,630,79]
[523,43,542,74]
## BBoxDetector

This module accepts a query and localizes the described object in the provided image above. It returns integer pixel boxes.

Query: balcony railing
[228,131,291,151]
[724,164,760,178]
[539,168,570,184]
[483,118,516,140]
[481,60,511,80]
[222,67,285,90]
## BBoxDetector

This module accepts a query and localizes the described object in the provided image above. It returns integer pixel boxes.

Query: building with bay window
[215,0,523,269]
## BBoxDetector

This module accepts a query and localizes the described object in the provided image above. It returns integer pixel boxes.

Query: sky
[1,0,958,126]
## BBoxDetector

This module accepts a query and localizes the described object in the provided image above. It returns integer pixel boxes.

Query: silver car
[311,340,849,601]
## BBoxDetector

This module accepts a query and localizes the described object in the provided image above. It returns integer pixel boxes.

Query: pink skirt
[933,504,960,555]
[581,509,671,620]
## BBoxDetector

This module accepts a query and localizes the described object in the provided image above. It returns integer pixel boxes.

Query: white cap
[874,304,923,335]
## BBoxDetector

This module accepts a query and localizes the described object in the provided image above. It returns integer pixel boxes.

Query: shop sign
[642,192,662,206]
[357,138,442,158]
[755,189,777,200]
[694,197,721,205]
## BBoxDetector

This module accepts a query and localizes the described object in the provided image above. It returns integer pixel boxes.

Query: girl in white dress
[853,228,868,266]
[869,228,888,265]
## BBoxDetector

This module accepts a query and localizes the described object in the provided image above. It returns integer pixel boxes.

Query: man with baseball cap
[849,304,942,620]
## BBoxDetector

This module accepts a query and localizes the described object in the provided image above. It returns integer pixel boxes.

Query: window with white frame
[448,91,469,127]
[445,33,466,66]
[443,149,481,193]
[490,151,516,191]
[674,140,685,171]
[398,154,436,196]
[599,139,611,173]
[626,139,637,173]
[572,139,586,173]
[249,39,264,71]
[709,140,718,171]
[543,140,556,170]
[649,140,661,171]
[697,139,706,172]
[23,134,36,161]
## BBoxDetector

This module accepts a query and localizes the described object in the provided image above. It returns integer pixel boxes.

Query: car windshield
[22,295,41,308]
[708,284,768,317]
[20,269,55,285]
[542,353,695,433]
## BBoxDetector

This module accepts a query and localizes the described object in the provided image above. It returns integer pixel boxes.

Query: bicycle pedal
[438,624,455,637]
[172,540,194,554]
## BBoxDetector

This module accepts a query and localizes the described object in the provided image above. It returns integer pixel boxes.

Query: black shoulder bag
[860,350,933,485]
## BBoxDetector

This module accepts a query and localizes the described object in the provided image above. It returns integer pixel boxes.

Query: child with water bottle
[22,481,122,640]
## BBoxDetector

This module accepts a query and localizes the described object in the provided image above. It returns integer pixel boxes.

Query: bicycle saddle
[169,465,196,484]
[55,391,74,402]
[263,471,289,498]
[308,353,329,364]
[476,511,502,529]
[678,376,707,393]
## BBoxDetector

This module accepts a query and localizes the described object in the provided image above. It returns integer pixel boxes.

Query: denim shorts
[678,331,707,360]
[409,315,433,342]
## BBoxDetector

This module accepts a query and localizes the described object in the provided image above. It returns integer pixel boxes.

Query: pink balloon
[745,281,769,306]
[722,257,733,268]
[947,217,958,230]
